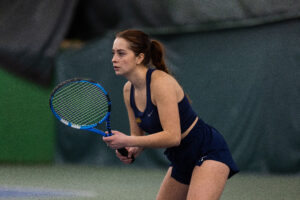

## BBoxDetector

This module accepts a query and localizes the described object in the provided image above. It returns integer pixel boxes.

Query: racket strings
[54,86,108,114]
[51,81,109,126]
[53,85,107,110]
[53,91,107,125]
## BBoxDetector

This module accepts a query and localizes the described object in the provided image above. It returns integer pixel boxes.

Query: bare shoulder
[151,70,183,102]
[151,70,178,87]
[123,81,132,101]
[123,81,131,93]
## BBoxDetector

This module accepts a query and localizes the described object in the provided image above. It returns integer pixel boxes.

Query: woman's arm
[113,81,144,164]
[123,81,145,137]
[104,71,182,149]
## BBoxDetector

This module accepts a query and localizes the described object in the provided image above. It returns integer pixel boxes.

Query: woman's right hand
[116,147,143,164]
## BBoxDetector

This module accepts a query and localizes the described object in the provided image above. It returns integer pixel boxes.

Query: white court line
[0,185,97,198]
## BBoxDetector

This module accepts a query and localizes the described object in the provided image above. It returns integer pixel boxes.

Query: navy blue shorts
[164,120,239,185]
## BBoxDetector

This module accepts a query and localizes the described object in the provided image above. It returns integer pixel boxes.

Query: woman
[103,29,239,200]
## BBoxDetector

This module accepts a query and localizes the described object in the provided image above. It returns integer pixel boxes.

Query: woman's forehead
[113,37,130,50]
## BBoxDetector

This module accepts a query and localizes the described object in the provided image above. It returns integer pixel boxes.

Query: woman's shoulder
[151,69,178,88]
[123,81,132,98]
[123,80,132,91]
[151,69,184,101]
[152,69,173,81]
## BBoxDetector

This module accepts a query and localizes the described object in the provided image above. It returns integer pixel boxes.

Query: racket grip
[117,148,135,163]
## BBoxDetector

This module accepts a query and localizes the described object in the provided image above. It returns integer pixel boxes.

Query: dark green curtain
[0,0,77,85]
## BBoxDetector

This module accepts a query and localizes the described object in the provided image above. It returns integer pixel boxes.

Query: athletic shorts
[164,120,239,185]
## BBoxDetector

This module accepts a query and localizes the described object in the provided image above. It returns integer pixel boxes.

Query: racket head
[49,78,111,130]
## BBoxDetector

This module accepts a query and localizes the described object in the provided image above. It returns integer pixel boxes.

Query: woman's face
[112,37,138,76]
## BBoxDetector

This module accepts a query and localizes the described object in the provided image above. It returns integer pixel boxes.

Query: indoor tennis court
[1,1,300,200]
[1,165,299,200]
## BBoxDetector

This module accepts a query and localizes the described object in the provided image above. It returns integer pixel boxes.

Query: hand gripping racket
[49,78,134,162]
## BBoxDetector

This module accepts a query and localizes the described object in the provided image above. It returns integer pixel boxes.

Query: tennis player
[103,29,239,200]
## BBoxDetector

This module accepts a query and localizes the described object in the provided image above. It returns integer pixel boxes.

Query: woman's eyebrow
[112,48,126,52]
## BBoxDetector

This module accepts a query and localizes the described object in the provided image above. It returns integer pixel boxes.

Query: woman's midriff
[181,117,199,140]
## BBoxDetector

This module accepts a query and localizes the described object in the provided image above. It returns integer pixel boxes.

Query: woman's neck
[126,66,148,90]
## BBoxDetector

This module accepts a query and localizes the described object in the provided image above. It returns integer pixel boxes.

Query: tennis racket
[49,78,134,162]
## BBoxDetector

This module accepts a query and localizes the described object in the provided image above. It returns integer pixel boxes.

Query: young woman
[103,29,239,200]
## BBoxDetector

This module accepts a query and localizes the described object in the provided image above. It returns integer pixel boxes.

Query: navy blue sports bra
[130,69,198,134]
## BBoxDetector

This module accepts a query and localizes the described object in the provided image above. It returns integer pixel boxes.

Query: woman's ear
[136,53,145,65]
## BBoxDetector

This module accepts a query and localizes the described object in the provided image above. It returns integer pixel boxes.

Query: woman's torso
[130,68,198,135]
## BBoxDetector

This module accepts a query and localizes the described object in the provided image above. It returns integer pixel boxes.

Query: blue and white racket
[49,78,133,161]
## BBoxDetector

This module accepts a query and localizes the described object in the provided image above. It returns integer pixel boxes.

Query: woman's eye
[112,50,126,57]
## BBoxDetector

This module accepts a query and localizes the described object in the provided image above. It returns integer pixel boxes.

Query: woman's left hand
[102,130,130,149]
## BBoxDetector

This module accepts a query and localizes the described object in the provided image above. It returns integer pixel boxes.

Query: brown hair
[116,29,170,74]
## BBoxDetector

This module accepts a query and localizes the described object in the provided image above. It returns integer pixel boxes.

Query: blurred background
[0,0,300,199]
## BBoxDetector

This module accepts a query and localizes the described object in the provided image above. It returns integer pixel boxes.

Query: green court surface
[0,165,299,200]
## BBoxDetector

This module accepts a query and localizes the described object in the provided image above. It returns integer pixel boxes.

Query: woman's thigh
[187,160,230,200]
[156,167,189,200]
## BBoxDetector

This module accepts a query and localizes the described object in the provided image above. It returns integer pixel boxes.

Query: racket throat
[88,128,107,137]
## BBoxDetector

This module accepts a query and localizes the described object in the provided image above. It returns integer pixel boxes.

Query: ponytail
[150,40,170,74]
